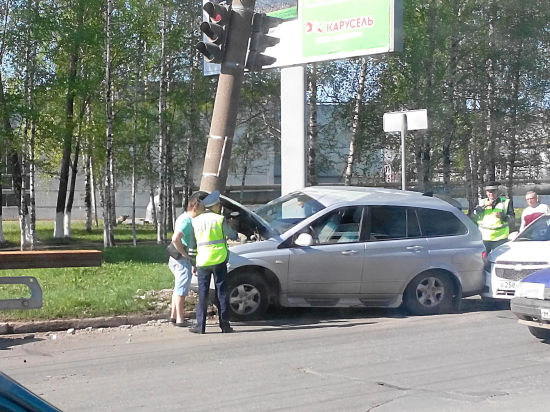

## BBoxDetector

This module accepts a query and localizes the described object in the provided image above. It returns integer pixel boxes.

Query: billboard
[254,0,402,70]
[301,0,402,61]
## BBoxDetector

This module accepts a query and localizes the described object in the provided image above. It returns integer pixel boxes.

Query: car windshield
[254,192,325,234]
[516,215,550,242]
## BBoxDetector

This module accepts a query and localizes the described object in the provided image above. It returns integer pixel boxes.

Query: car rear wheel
[227,272,270,321]
[404,272,454,315]
[528,326,550,340]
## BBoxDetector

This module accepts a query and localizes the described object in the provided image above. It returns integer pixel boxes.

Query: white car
[483,214,550,300]
[192,186,485,320]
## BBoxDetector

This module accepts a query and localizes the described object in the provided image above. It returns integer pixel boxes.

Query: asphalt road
[1,299,549,411]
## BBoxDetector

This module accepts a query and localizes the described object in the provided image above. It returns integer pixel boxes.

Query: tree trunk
[65,98,87,238]
[157,4,167,244]
[505,60,522,220]
[10,150,25,249]
[442,0,461,189]
[54,10,82,238]
[131,85,138,246]
[345,57,367,186]
[85,154,92,232]
[485,2,497,182]
[147,143,158,228]
[307,63,318,186]
[64,135,81,238]
[103,0,114,247]
[28,118,37,248]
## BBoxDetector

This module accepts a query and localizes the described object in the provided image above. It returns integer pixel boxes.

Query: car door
[287,206,366,297]
[361,206,429,298]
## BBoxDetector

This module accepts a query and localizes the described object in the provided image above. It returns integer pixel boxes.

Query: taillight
[482,251,487,260]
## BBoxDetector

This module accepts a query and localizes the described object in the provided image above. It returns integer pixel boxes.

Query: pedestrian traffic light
[197,1,232,64]
[245,12,283,71]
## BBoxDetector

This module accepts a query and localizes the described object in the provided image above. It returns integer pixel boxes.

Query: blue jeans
[196,262,231,333]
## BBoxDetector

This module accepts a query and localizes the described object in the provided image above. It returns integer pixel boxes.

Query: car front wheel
[227,272,270,321]
[404,271,454,315]
[528,326,550,340]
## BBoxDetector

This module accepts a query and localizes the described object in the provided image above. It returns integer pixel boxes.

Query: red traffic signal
[203,1,230,25]
[197,1,232,64]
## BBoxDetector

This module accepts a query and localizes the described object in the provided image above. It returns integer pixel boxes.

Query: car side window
[416,208,467,237]
[407,208,422,238]
[310,206,363,245]
[369,206,407,240]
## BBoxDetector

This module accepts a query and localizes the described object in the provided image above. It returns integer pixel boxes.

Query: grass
[1,219,159,247]
[0,220,178,321]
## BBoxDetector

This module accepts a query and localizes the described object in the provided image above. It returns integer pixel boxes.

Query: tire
[227,272,270,321]
[404,272,454,315]
[528,326,550,340]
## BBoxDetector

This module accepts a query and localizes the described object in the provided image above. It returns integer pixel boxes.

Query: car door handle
[341,250,358,255]
[406,246,423,251]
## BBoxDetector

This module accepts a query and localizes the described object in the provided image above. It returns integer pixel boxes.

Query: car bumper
[511,297,550,330]
[481,270,516,299]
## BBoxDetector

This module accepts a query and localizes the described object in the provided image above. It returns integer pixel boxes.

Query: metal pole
[199,0,256,193]
[401,113,407,190]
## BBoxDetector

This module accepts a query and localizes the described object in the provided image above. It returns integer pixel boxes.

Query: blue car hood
[521,268,550,287]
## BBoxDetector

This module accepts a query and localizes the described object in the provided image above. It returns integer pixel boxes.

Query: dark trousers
[484,239,507,254]
[196,262,231,333]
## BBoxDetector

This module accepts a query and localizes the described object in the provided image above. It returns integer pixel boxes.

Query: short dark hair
[187,196,202,212]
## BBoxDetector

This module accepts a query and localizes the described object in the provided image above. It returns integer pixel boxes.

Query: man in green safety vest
[189,190,237,334]
[472,182,515,253]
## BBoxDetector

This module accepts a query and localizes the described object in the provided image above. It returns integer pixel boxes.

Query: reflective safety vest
[192,212,228,267]
[476,197,511,241]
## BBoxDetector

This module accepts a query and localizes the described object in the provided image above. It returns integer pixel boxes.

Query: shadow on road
[460,297,511,313]
[230,297,512,331]
[229,306,406,332]
[0,335,43,351]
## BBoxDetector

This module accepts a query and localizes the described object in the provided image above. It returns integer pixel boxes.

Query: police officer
[473,182,515,253]
[189,190,236,334]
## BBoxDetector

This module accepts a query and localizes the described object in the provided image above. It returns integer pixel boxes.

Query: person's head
[186,195,204,218]
[202,190,222,213]
[484,182,499,201]
[525,191,539,207]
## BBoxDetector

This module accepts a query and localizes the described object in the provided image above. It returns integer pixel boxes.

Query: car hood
[217,194,275,240]
[229,238,281,256]
[521,268,550,286]
[489,241,550,264]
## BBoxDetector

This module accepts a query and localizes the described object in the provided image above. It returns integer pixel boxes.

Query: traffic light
[197,1,232,64]
[245,12,283,71]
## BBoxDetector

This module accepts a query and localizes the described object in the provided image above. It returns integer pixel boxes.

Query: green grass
[1,220,158,247]
[0,220,178,321]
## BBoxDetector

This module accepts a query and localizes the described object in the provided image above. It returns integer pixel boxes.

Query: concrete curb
[1,311,201,335]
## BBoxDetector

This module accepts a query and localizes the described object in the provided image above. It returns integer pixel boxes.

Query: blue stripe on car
[520,267,550,287]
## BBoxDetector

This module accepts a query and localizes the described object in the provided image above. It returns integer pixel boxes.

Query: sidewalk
[0,312,174,334]
[0,308,226,334]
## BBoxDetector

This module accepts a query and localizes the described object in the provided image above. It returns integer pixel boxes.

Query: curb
[1,311,201,335]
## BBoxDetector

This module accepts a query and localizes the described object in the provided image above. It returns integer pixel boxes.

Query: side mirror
[508,232,518,241]
[295,233,314,247]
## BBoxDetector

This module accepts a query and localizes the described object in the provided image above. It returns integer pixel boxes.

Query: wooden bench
[0,250,102,311]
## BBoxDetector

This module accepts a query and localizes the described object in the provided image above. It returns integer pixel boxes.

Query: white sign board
[383,109,428,132]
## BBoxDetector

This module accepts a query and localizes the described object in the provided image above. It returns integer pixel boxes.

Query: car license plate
[541,309,550,320]
[499,279,516,290]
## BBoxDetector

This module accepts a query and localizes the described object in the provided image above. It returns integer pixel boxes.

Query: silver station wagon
[194,186,485,320]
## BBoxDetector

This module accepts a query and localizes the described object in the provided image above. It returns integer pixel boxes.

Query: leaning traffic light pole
[198,0,255,193]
